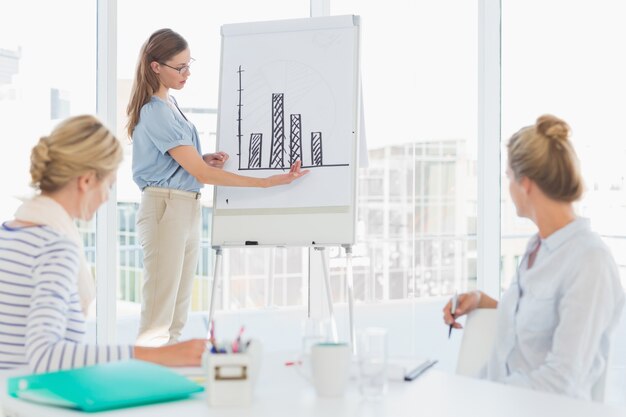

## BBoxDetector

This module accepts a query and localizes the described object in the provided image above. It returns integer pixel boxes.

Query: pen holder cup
[204,339,262,406]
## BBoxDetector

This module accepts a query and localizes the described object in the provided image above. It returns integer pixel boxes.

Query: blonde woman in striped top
[0,115,206,373]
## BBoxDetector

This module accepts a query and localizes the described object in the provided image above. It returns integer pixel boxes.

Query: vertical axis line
[237,65,244,170]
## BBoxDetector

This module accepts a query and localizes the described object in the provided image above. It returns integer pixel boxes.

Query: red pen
[231,326,245,353]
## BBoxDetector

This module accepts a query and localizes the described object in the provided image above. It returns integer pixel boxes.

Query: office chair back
[455,308,498,377]
[455,307,609,402]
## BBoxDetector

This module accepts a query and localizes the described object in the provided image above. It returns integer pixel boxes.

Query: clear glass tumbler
[301,318,332,357]
[358,327,388,399]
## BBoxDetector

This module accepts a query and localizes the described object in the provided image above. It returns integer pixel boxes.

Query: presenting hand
[203,152,229,169]
[442,291,482,330]
[265,160,310,187]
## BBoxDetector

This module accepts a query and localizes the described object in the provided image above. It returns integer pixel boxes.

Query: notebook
[7,360,204,412]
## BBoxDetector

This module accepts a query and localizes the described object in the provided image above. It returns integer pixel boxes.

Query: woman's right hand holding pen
[442,291,483,329]
[264,160,310,187]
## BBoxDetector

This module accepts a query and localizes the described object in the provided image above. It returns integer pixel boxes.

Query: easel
[207,244,357,354]
[211,15,361,353]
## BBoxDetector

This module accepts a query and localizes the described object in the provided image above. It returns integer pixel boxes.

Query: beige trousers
[136,187,201,346]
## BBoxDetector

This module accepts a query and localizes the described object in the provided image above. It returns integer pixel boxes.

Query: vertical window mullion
[95,0,118,344]
[477,0,502,298]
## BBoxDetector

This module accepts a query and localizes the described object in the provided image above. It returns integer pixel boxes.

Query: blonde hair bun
[29,115,123,192]
[507,114,582,203]
[30,136,52,187]
[536,114,570,142]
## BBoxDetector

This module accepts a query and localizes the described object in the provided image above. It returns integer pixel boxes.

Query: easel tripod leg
[207,247,223,334]
[318,247,339,342]
[343,244,356,355]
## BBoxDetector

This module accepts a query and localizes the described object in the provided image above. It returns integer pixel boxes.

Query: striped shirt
[0,222,133,373]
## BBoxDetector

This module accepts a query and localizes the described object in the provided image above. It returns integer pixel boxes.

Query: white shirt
[484,217,624,400]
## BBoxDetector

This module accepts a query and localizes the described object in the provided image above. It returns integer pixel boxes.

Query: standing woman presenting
[127,28,308,346]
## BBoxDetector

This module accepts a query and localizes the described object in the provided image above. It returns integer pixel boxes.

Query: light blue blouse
[132,96,203,192]
[484,217,624,400]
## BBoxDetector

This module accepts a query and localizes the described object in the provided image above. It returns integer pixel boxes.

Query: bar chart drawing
[215,17,359,213]
[236,66,349,171]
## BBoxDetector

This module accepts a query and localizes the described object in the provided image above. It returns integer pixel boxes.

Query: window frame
[95,0,118,344]
[477,0,501,298]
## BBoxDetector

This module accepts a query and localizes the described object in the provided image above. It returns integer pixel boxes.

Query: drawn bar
[270,93,285,168]
[289,114,302,165]
[248,133,262,168]
[311,132,323,166]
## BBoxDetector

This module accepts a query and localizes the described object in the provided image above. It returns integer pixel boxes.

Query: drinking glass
[358,327,388,399]
[301,318,332,357]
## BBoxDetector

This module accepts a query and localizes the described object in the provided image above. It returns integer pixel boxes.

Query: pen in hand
[448,291,458,339]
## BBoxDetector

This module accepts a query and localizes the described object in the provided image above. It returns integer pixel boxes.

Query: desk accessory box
[204,339,262,406]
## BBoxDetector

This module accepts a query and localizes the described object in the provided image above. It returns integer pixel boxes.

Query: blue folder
[7,360,204,412]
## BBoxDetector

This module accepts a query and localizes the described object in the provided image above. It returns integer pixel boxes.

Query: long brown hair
[126,28,188,140]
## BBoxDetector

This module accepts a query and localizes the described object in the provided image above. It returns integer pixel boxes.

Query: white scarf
[14,195,95,313]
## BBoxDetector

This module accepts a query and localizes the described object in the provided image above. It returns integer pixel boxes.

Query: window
[0,1,97,214]
[112,4,478,360]
[2,0,478,353]
[333,0,478,301]
[501,0,626,290]
[0,1,98,318]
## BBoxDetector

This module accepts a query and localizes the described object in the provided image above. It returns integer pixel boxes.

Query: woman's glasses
[159,58,195,75]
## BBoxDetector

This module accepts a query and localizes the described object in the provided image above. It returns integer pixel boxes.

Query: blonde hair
[30,115,123,192]
[507,114,582,202]
[126,28,188,139]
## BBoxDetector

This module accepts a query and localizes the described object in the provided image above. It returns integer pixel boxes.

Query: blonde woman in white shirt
[443,114,624,400]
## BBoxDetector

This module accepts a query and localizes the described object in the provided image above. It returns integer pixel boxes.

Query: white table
[2,353,625,417]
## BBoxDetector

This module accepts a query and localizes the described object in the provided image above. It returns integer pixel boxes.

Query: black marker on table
[404,359,438,381]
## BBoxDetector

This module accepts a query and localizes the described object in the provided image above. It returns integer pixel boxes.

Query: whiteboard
[211,15,360,247]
